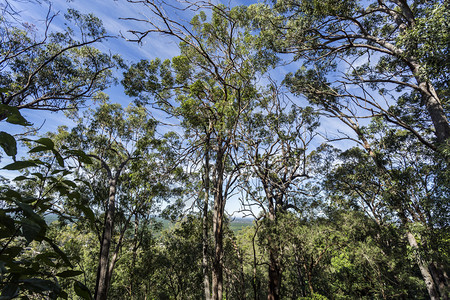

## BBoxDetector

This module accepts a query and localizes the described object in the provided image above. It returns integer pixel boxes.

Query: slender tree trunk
[95,177,116,300]
[211,203,224,300]
[295,254,306,298]
[306,267,314,296]
[266,199,281,300]
[407,52,450,144]
[393,0,450,146]
[264,195,281,300]
[129,218,139,299]
[406,231,441,300]
[252,223,260,300]
[203,132,212,300]
[212,148,225,300]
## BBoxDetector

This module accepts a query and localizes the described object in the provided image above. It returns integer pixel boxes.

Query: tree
[0,6,118,122]
[58,101,170,300]
[122,3,277,299]
[272,0,449,151]
[0,3,120,299]
[322,123,449,299]
[239,84,320,300]
[258,1,450,296]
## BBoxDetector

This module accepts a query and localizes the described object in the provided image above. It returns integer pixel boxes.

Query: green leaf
[12,176,29,181]
[0,283,19,300]
[28,146,50,153]
[0,246,22,260]
[21,196,36,203]
[0,132,17,157]
[14,200,34,215]
[62,180,77,188]
[21,218,42,243]
[35,138,55,149]
[2,189,22,200]
[67,150,93,164]
[56,270,83,278]
[35,252,58,267]
[0,213,15,237]
[76,204,96,224]
[30,172,44,181]
[68,191,81,201]
[2,161,37,170]
[73,281,92,300]
[44,237,73,268]
[20,279,57,293]
[52,149,65,167]
[0,105,31,126]
[0,227,16,239]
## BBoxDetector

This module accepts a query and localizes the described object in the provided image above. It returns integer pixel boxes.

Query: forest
[0,0,448,299]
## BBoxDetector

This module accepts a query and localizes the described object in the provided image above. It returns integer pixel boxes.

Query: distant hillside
[229,218,254,233]
[45,214,253,234]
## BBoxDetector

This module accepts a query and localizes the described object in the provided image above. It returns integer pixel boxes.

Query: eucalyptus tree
[239,85,320,300]
[254,1,450,296]
[59,102,169,300]
[0,7,118,122]
[0,3,119,299]
[0,5,120,165]
[122,3,277,298]
[323,122,449,299]
[270,0,450,152]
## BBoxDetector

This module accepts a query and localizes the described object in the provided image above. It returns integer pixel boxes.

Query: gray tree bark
[95,178,116,300]
[406,231,441,300]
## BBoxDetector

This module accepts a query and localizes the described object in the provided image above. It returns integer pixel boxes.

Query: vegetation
[0,0,448,299]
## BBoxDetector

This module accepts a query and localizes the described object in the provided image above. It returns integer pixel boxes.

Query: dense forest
[0,0,448,299]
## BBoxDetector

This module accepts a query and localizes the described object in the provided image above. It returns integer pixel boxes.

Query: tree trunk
[268,247,281,300]
[417,80,450,144]
[129,218,139,299]
[252,223,260,300]
[295,254,306,298]
[396,1,450,145]
[94,178,116,300]
[429,261,449,299]
[406,231,441,300]
[212,200,224,300]
[203,133,212,300]
[267,213,281,300]
[212,148,225,300]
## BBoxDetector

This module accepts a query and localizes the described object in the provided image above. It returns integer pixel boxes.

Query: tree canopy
[0,1,448,299]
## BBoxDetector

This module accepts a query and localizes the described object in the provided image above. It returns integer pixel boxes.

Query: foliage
[0,138,91,299]
[0,1,448,299]
[0,8,119,120]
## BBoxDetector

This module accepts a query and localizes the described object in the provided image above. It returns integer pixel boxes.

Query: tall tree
[323,123,449,299]
[0,7,118,122]
[59,102,166,300]
[240,84,320,300]
[122,3,277,298]
[263,1,450,296]
[263,0,450,152]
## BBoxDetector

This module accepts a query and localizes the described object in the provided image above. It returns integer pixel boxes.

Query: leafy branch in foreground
[0,137,93,300]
